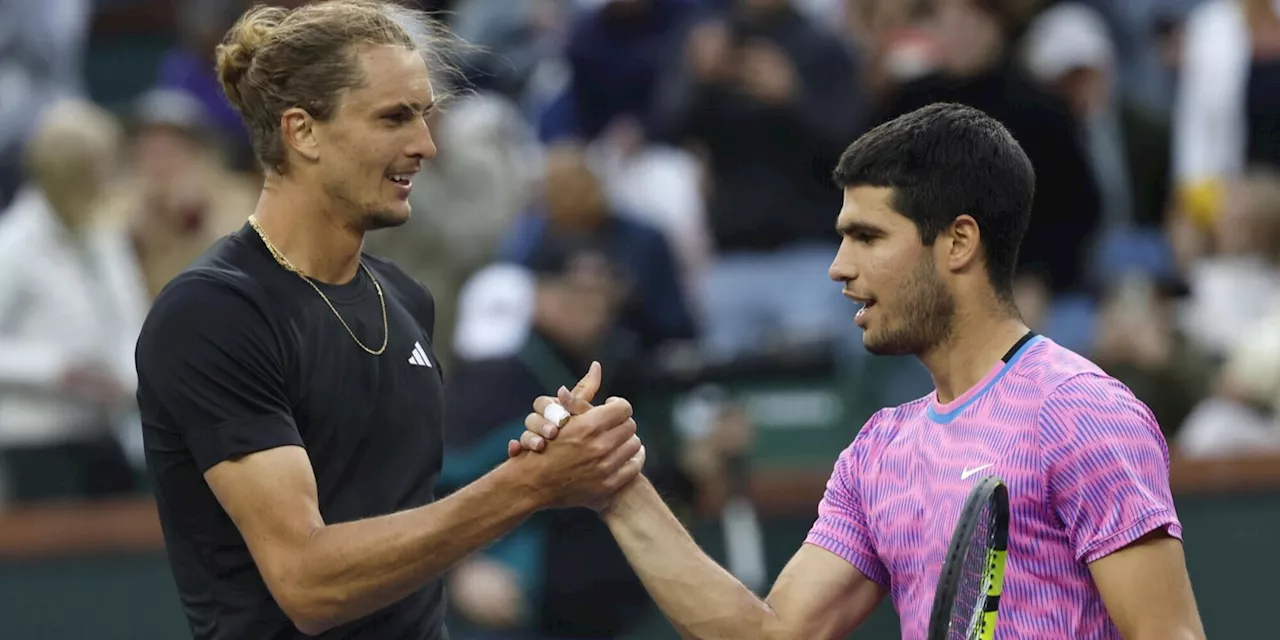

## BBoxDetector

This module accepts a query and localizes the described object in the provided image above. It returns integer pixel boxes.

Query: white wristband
[543,402,571,427]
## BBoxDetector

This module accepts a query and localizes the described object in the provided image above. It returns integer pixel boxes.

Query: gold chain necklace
[248,215,388,355]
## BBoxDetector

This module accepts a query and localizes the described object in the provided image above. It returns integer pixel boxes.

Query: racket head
[925,475,1010,640]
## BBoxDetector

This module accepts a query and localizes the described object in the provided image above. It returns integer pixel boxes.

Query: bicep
[764,543,886,640]
[1088,531,1205,640]
[204,445,324,593]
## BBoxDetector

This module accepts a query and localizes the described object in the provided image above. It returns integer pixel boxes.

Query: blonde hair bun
[214,5,288,113]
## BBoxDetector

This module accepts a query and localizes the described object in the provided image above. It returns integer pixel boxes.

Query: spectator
[1173,0,1280,234]
[587,136,713,313]
[1066,0,1194,113]
[540,0,713,308]
[1177,168,1280,357]
[0,0,91,209]
[1092,272,1211,440]
[842,0,937,104]
[441,242,695,638]
[540,0,701,143]
[498,142,698,351]
[652,0,863,359]
[1178,307,1280,458]
[876,0,1103,298]
[450,0,570,110]
[97,88,254,299]
[0,100,146,504]
[153,0,255,172]
[1023,2,1172,231]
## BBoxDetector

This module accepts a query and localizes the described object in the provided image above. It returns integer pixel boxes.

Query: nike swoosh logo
[961,464,994,480]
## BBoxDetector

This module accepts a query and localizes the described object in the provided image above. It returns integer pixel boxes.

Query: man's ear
[946,214,982,272]
[280,107,321,163]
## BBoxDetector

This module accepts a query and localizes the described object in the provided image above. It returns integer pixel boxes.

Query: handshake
[504,361,647,513]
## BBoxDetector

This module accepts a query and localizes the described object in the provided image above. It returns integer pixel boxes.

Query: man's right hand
[508,362,646,511]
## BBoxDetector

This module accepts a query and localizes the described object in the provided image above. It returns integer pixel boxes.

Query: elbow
[276,587,338,636]
[758,605,793,640]
[278,587,351,637]
[289,616,329,638]
[262,530,351,635]
[269,567,349,636]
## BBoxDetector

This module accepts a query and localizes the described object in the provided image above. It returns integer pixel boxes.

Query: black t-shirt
[135,223,447,640]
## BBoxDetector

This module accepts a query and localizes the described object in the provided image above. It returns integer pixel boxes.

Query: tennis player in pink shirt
[515,102,1205,639]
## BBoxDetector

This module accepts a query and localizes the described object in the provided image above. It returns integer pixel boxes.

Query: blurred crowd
[2,0,1280,636]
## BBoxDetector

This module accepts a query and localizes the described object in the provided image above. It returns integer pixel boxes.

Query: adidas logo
[408,341,432,367]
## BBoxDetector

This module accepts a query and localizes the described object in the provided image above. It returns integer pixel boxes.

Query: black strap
[1001,331,1037,363]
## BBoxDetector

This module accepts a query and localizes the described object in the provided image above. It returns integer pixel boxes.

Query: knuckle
[590,441,610,458]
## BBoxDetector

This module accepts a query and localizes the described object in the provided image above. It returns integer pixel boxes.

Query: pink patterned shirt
[805,336,1181,639]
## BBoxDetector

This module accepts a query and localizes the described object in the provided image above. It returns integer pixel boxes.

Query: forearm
[288,462,538,633]
[603,476,779,640]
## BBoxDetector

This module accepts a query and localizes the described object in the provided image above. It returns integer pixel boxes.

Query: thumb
[570,361,603,405]
[558,384,594,416]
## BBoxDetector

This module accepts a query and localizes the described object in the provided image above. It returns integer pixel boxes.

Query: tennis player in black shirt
[133,2,644,639]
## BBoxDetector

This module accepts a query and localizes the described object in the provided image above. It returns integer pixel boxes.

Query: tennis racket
[926,475,1010,640]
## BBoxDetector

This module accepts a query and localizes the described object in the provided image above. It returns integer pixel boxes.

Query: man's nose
[829,250,855,283]
[407,119,437,160]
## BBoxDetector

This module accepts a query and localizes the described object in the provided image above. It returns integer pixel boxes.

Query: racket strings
[948,501,996,640]
[927,479,1010,640]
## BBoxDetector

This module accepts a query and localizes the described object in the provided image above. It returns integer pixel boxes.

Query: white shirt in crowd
[0,186,148,448]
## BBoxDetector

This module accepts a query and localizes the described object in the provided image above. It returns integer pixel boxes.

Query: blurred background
[0,0,1278,637]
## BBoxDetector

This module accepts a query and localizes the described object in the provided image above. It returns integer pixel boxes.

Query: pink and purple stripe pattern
[806,337,1181,639]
